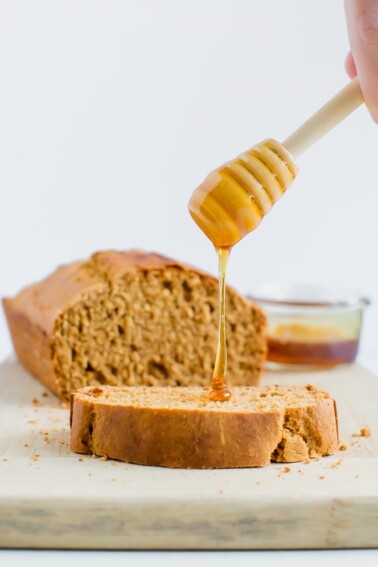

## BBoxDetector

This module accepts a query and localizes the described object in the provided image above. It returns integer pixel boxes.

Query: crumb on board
[355,474,360,479]
[218,490,224,495]
[282,466,291,473]
[24,443,29,448]
[31,454,40,462]
[360,427,372,437]
[42,392,49,398]
[100,455,108,461]
[304,458,311,464]
[27,420,38,425]
[339,443,348,451]
[32,398,39,406]
[3,458,7,462]
[78,458,84,462]
[352,427,372,438]
[330,458,344,469]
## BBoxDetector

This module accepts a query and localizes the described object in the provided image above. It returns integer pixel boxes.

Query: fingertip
[345,51,357,78]
[368,107,378,124]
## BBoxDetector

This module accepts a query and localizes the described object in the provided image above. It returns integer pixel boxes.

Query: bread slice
[3,250,266,400]
[70,384,339,468]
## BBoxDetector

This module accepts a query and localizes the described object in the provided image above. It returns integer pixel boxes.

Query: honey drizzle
[209,247,232,402]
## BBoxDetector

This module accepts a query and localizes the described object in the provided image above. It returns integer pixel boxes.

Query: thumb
[345,0,378,123]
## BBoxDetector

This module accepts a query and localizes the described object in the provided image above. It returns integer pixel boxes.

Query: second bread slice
[70,384,339,468]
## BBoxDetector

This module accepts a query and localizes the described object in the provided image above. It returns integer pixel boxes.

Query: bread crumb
[330,458,344,469]
[111,477,117,481]
[31,454,39,462]
[352,427,372,438]
[3,458,7,462]
[339,443,348,451]
[111,461,117,467]
[60,401,69,409]
[282,466,291,473]
[218,490,224,494]
[32,398,39,406]
[24,443,29,448]
[360,427,371,437]
[42,392,49,398]
[78,458,84,462]
[355,474,360,479]
[256,481,260,485]
[319,475,325,480]
[100,455,108,461]
[304,458,311,464]
[27,420,38,425]
[309,449,321,460]
[297,468,302,473]
[88,473,92,476]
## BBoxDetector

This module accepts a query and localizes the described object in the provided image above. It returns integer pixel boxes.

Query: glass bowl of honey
[247,285,370,368]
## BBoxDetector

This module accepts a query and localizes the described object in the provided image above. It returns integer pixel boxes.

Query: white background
[0,0,377,564]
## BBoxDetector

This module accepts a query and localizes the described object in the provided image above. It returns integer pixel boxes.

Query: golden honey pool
[248,285,370,368]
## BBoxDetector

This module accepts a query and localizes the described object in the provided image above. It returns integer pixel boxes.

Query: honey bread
[3,250,267,400]
[70,384,339,468]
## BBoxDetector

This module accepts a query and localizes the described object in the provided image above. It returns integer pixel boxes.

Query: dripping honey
[188,139,298,400]
[208,247,231,402]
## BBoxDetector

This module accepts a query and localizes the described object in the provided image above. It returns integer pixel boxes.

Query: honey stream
[208,247,232,402]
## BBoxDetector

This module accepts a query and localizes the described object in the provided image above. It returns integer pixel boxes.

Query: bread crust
[70,386,339,469]
[3,251,267,398]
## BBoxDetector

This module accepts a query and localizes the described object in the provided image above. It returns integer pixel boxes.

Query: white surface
[1,0,378,363]
[1,550,378,567]
[0,0,377,564]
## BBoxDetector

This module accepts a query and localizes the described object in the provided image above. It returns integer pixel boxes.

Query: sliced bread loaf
[3,250,266,400]
[70,384,339,468]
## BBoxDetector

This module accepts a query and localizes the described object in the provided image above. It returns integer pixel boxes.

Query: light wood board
[0,358,377,550]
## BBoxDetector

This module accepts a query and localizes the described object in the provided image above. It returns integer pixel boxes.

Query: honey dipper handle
[283,78,364,158]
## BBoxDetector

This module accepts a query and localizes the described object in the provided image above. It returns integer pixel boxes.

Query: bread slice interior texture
[54,259,266,398]
[70,384,339,469]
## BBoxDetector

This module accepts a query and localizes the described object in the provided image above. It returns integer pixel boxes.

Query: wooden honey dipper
[189,77,364,249]
[189,78,364,402]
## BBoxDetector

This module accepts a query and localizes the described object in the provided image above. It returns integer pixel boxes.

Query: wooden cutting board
[0,358,377,550]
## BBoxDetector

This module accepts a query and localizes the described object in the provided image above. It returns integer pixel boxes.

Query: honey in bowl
[248,285,370,368]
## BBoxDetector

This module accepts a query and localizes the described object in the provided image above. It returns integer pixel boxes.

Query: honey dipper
[189,78,364,248]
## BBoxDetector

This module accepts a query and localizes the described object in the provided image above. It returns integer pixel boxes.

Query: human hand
[345,0,378,122]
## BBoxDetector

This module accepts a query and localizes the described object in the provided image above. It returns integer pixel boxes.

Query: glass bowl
[247,284,370,368]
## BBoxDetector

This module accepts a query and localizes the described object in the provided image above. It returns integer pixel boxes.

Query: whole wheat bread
[3,250,266,400]
[70,384,339,468]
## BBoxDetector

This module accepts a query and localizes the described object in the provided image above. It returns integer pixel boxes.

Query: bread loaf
[70,384,339,468]
[3,250,266,400]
